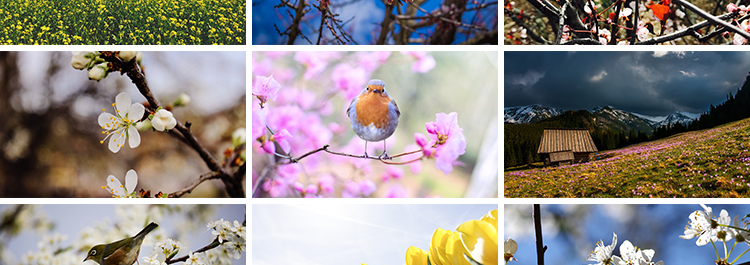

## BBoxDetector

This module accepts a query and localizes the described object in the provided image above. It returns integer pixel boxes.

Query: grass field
[505,118,750,198]
[0,0,245,45]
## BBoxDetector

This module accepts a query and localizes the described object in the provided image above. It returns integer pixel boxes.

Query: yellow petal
[429,228,452,265]
[457,220,498,265]
[445,231,471,265]
[405,246,429,265]
[480,209,499,231]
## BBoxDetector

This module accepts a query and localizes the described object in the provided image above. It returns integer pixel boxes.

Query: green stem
[714,240,721,260]
[719,224,750,233]
[729,241,738,259]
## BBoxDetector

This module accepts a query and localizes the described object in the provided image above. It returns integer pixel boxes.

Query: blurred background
[254,204,497,265]
[0,51,246,197]
[252,51,498,198]
[0,204,245,265]
[505,204,750,265]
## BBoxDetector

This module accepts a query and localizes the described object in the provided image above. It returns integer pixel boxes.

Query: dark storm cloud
[504,51,750,116]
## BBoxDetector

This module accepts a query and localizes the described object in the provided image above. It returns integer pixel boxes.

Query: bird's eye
[91,250,97,256]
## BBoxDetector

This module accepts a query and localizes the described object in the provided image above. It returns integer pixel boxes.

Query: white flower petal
[152,116,165,131]
[115,92,132,114]
[128,126,141,148]
[107,175,126,196]
[109,130,124,153]
[127,103,145,123]
[125,169,138,194]
[98,112,116,129]
[165,116,177,130]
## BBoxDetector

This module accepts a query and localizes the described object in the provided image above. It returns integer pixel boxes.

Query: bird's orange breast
[355,92,391,129]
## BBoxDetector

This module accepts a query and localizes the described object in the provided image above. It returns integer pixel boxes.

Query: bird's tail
[135,222,158,239]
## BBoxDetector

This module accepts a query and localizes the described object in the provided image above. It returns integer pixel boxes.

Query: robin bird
[83,222,158,265]
[347,79,400,159]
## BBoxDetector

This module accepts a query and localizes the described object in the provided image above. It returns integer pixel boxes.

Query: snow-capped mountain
[590,106,654,132]
[655,111,700,127]
[504,104,564,124]
[506,104,700,132]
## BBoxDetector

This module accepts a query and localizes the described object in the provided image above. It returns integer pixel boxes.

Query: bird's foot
[378,151,392,160]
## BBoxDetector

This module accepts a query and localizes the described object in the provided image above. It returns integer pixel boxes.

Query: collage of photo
[0,0,501,265]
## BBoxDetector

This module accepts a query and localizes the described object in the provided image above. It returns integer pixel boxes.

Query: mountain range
[504,104,700,132]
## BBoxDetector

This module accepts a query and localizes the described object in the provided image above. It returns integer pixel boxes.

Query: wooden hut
[537,128,598,166]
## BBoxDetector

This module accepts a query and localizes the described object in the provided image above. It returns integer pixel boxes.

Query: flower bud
[136,51,144,64]
[88,62,109,81]
[151,109,177,131]
[71,51,94,70]
[232,128,246,148]
[173,93,191,107]
[119,51,137,62]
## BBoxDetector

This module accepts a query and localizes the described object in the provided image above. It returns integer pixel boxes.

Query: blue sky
[253,204,497,265]
[252,0,497,44]
[505,204,750,265]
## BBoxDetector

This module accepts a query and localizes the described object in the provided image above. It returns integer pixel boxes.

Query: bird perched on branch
[347,79,400,159]
[84,222,158,265]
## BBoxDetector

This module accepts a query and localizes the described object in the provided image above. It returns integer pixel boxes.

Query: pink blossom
[252,107,266,140]
[342,180,360,198]
[266,105,305,135]
[637,21,649,41]
[403,51,436,73]
[263,179,286,197]
[403,143,423,173]
[734,20,750,45]
[293,182,305,193]
[384,184,407,198]
[381,166,404,182]
[294,52,337,79]
[305,184,319,195]
[331,64,367,101]
[425,112,466,174]
[277,164,301,183]
[252,58,273,78]
[318,175,335,194]
[598,28,611,44]
[358,51,391,72]
[728,3,739,13]
[273,129,293,153]
[253,75,281,107]
[359,180,377,196]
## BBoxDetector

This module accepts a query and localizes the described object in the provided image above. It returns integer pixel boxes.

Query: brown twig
[674,0,750,40]
[165,237,222,264]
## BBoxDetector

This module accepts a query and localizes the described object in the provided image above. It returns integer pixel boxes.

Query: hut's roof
[537,129,598,154]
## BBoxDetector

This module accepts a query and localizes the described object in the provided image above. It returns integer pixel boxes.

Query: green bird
[84,222,158,265]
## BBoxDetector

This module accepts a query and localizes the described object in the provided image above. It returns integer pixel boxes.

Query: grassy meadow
[505,117,750,198]
[0,0,245,45]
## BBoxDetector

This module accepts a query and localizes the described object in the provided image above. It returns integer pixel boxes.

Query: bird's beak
[83,256,90,262]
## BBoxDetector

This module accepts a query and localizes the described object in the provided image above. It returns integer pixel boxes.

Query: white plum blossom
[88,62,110,81]
[103,169,138,198]
[186,252,209,265]
[98,92,144,153]
[151,109,177,131]
[173,93,191,107]
[680,204,717,246]
[587,233,617,265]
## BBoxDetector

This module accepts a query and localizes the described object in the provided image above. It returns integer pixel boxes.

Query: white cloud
[510,70,546,87]
[680,70,696,77]
[652,51,669,57]
[590,70,608,82]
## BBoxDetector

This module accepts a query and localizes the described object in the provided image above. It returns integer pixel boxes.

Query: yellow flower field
[0,0,245,45]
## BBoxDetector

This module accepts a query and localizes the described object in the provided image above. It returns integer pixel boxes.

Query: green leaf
[162,193,169,198]
[743,213,750,219]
